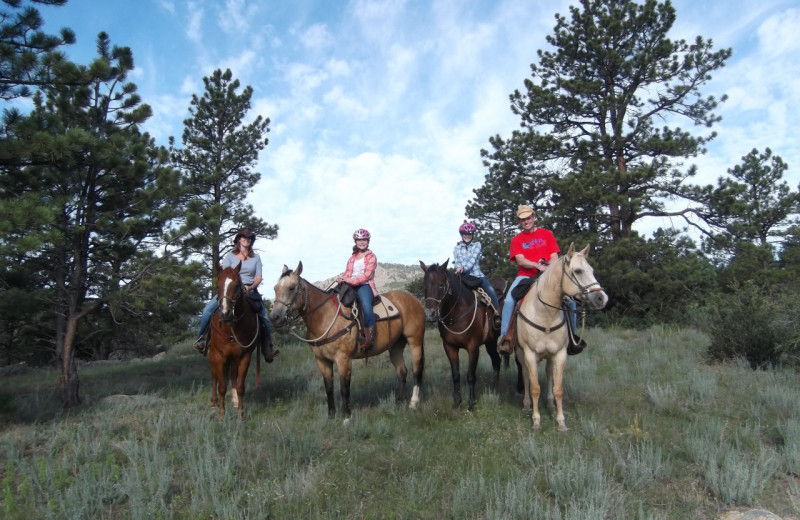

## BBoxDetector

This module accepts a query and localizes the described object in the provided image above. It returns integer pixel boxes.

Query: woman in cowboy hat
[194,227,278,362]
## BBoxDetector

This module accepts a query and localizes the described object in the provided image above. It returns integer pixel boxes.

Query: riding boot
[497,308,518,354]
[260,316,279,363]
[192,323,211,355]
[363,324,378,352]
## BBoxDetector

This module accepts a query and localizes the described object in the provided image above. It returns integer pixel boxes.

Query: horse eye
[574,269,584,276]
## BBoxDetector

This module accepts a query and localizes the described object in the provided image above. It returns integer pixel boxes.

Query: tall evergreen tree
[470,0,731,242]
[701,148,799,292]
[8,33,189,406]
[171,68,276,277]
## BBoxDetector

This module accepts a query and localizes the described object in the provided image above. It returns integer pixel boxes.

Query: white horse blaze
[221,278,234,314]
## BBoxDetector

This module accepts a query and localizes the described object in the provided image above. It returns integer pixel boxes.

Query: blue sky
[38,0,800,285]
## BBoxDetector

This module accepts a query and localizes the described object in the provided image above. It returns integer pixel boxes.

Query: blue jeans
[501,275,529,338]
[567,297,577,331]
[356,284,376,326]
[197,296,272,338]
[479,277,500,309]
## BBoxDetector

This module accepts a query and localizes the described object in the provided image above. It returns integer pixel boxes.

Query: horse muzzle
[584,289,608,310]
[423,307,440,323]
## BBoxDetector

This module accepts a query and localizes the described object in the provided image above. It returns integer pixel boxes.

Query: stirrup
[192,337,207,356]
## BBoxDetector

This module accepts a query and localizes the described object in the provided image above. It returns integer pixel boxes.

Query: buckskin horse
[207,262,264,421]
[269,262,425,421]
[420,259,502,411]
[513,244,608,431]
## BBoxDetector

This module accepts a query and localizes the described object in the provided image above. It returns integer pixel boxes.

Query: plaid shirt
[454,240,485,277]
[343,250,378,296]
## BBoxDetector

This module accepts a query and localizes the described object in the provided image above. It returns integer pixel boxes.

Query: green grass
[1,326,799,518]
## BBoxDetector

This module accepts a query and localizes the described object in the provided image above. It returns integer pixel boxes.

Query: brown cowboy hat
[234,227,256,242]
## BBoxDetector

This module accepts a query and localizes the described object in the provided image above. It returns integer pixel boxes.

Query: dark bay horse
[420,260,502,411]
[269,262,425,422]
[514,244,608,431]
[207,262,263,421]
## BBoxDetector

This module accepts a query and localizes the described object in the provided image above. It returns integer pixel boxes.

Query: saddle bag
[334,283,358,307]
[511,277,536,301]
[246,288,263,313]
[459,274,483,290]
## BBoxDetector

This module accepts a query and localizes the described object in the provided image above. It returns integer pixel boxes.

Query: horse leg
[388,343,408,404]
[466,344,481,412]
[209,354,222,410]
[443,342,462,409]
[216,361,228,422]
[515,346,531,412]
[552,352,568,432]
[315,357,336,418]
[233,357,251,421]
[485,338,501,391]
[545,358,555,410]
[408,335,424,410]
[337,354,353,421]
[522,349,542,430]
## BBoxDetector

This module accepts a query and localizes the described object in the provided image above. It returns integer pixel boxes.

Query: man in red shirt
[498,205,560,353]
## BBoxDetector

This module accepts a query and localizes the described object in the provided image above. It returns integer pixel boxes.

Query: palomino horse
[420,260,502,411]
[207,262,263,421]
[269,262,425,420]
[514,244,608,431]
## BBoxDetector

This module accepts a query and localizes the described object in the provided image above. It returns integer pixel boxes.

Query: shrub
[704,281,800,368]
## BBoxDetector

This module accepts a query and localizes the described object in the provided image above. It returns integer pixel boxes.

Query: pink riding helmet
[353,228,371,241]
[459,222,476,234]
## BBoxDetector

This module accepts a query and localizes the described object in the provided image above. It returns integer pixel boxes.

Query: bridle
[216,274,260,349]
[425,269,479,335]
[274,275,354,345]
[518,253,604,335]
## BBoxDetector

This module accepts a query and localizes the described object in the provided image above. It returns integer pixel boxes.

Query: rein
[215,280,259,349]
[519,254,604,336]
[280,278,358,346]
[427,271,480,335]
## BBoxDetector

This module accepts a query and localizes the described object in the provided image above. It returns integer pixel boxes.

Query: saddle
[332,284,401,341]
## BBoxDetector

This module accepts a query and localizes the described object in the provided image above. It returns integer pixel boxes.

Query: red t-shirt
[509,228,560,277]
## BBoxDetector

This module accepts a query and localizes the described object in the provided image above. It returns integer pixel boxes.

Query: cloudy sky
[40,0,800,285]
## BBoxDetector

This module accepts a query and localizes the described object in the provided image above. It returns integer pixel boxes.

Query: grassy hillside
[1,327,799,519]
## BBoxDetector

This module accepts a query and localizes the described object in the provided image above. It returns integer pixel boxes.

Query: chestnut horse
[269,262,425,421]
[207,262,263,421]
[419,259,501,411]
[514,244,608,431]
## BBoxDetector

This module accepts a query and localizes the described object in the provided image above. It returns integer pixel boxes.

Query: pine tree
[171,68,276,277]
[7,33,190,406]
[702,148,799,293]
[470,0,731,242]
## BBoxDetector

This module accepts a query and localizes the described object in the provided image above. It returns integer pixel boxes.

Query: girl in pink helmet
[336,228,378,350]
[454,222,500,315]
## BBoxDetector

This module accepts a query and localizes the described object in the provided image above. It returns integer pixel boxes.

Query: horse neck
[528,257,565,315]
[298,277,339,331]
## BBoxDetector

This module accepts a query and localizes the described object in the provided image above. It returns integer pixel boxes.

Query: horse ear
[234,261,242,273]
[294,261,303,276]
[567,243,575,258]
[442,258,449,269]
[580,244,590,257]
[419,260,428,272]
[214,262,223,273]
[282,264,289,274]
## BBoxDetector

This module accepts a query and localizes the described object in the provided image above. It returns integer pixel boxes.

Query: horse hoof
[342,417,351,427]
